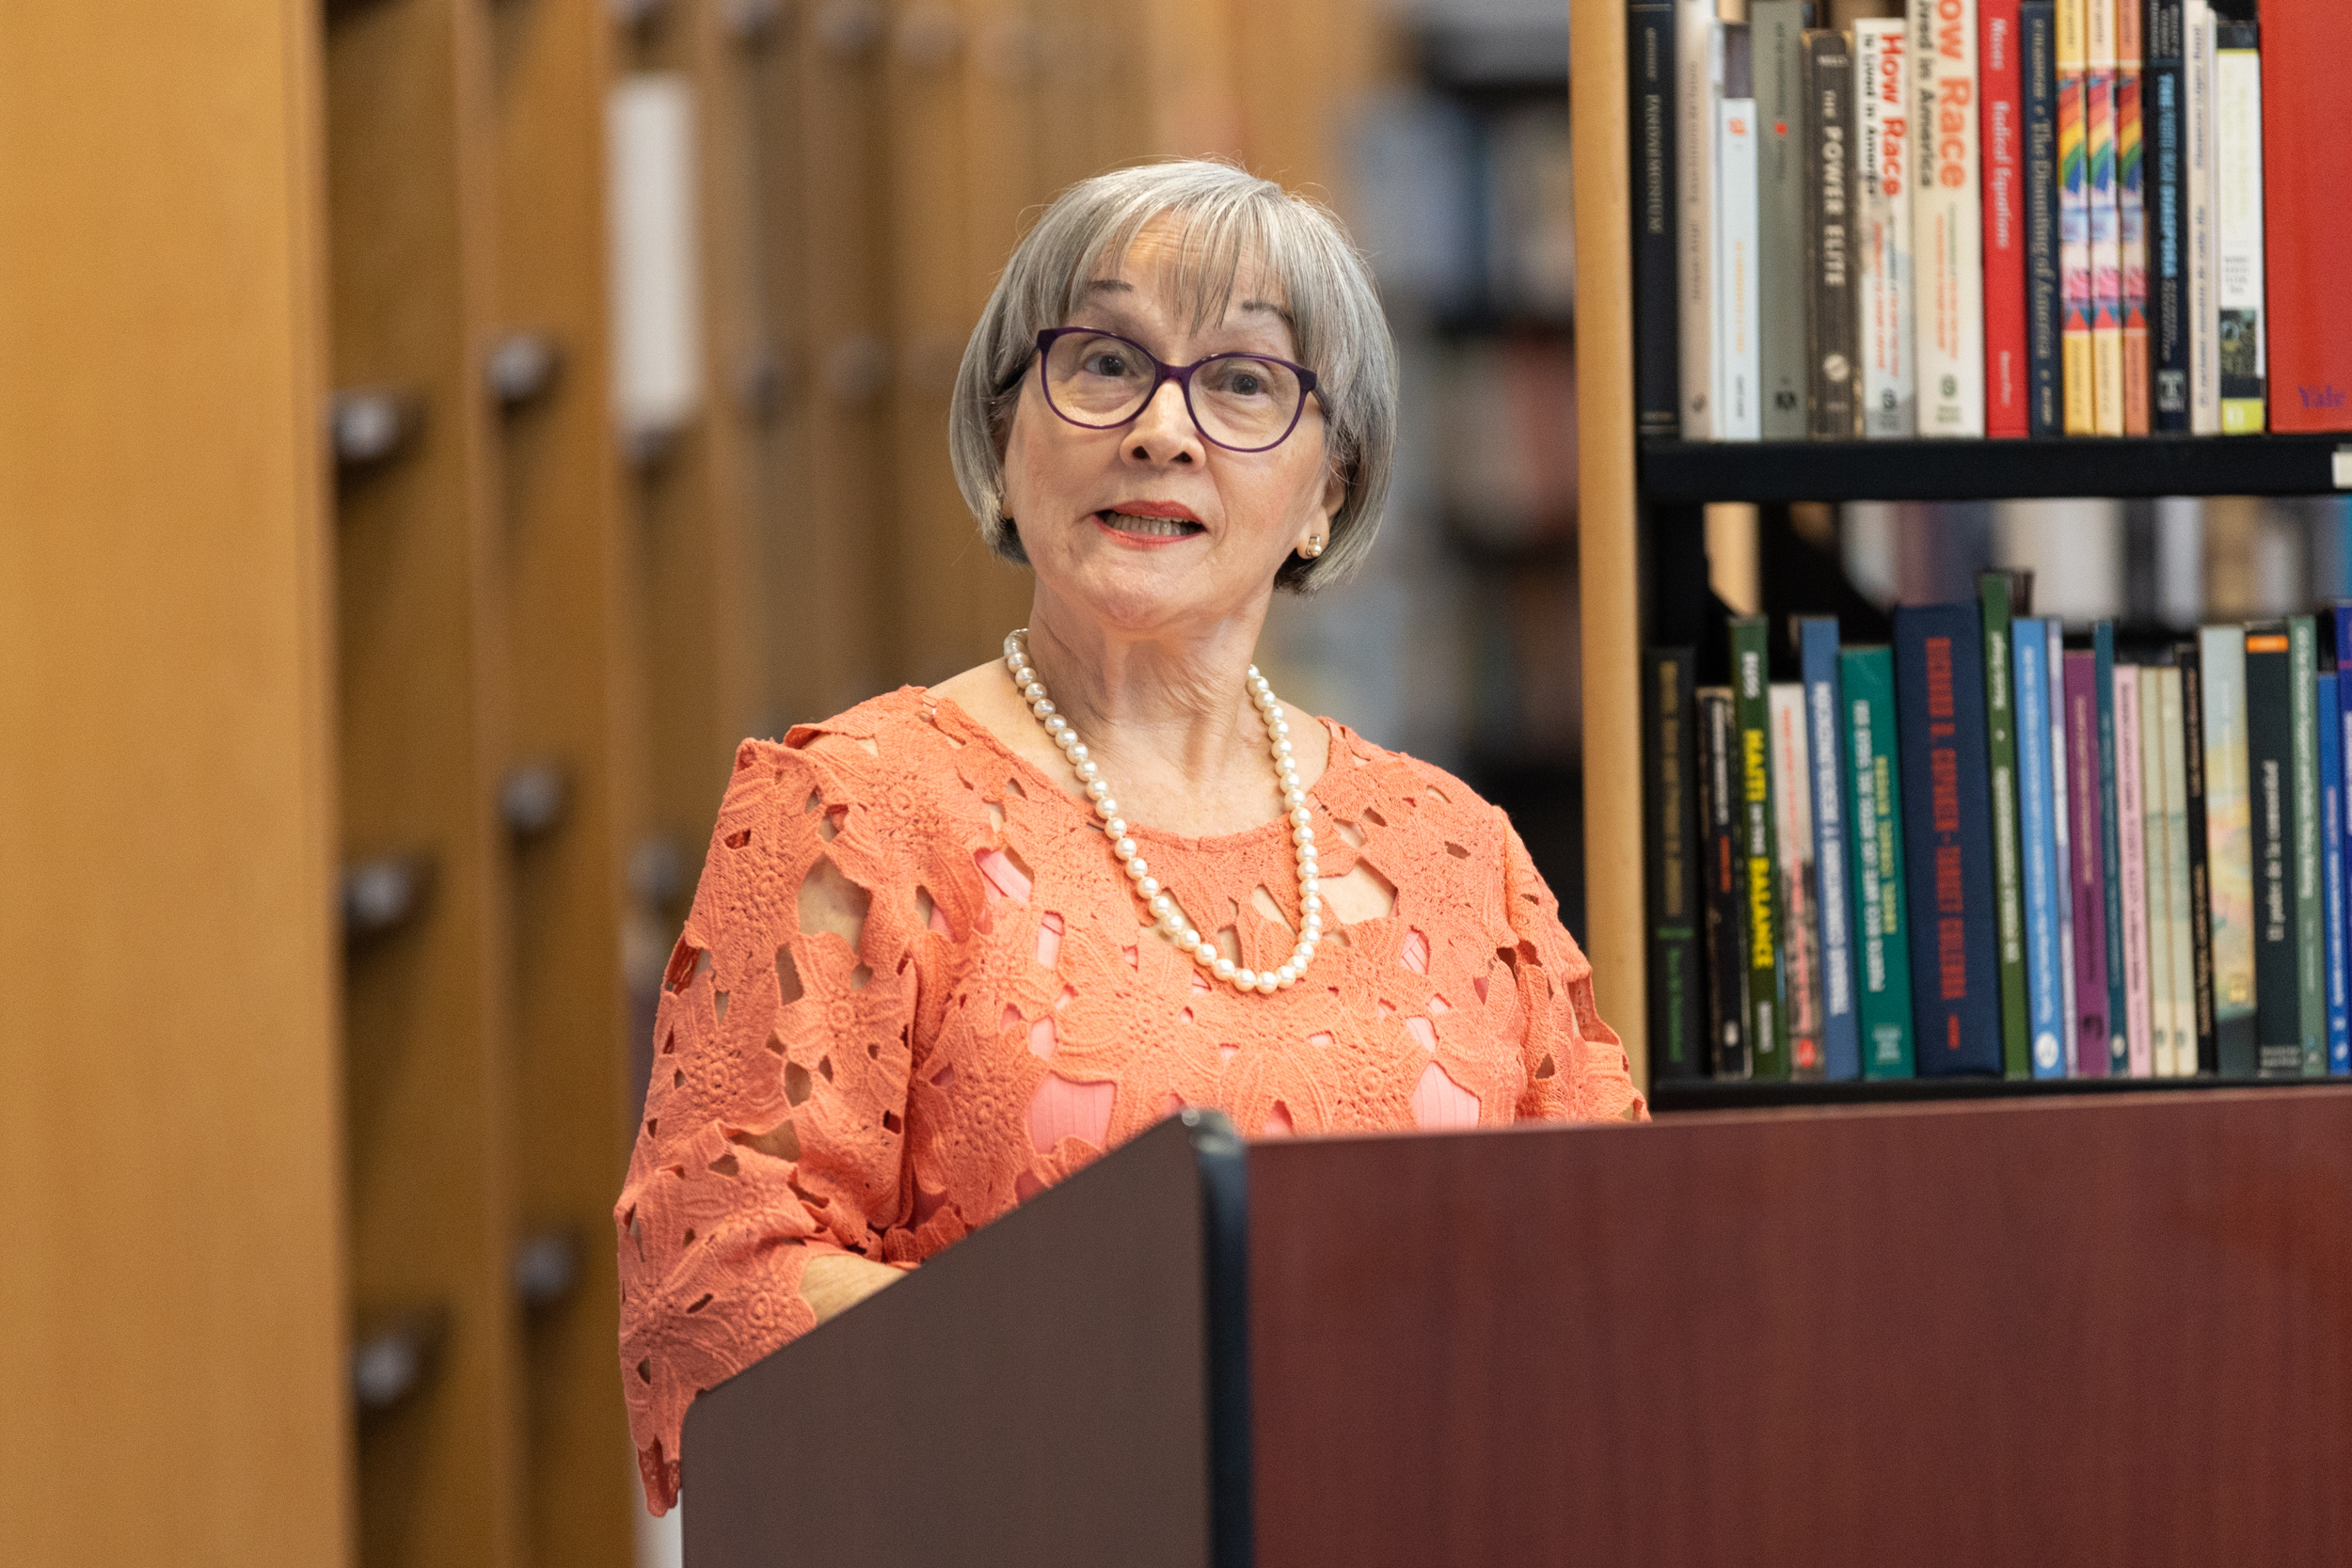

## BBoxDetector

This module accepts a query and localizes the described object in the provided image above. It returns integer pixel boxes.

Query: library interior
[10,0,2352,1563]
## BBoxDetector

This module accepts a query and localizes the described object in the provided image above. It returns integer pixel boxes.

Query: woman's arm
[802,1253,910,1320]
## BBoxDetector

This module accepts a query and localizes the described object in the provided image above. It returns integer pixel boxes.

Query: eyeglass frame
[1011,326,1324,454]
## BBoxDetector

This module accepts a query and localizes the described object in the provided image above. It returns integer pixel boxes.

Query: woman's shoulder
[1311,720,1507,841]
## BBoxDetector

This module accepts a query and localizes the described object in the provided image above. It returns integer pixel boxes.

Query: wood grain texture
[0,4,351,1562]
[1251,1091,2352,1567]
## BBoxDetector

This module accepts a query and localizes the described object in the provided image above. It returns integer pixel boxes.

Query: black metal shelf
[1652,1072,2349,1115]
[1640,434,2352,505]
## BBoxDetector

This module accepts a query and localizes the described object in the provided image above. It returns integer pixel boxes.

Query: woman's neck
[1018,604,1269,785]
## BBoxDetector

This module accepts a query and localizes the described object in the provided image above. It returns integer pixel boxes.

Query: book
[1802,620,1861,1079]
[1643,648,1705,1078]
[2260,0,2352,432]
[1677,0,1724,439]
[2142,665,2180,1074]
[2147,0,2189,431]
[2321,670,2350,1075]
[1913,0,1987,436]
[2177,640,2217,1072]
[2115,664,2154,1075]
[2086,0,2123,436]
[2095,622,2130,1072]
[1979,574,2032,1076]
[1856,19,1917,437]
[1631,0,1682,438]
[2115,0,2150,434]
[1719,24,1764,441]
[2292,616,2324,1075]
[2337,609,2352,1072]
[1732,617,1788,1078]
[1980,0,2028,437]
[2156,666,2196,1077]
[1841,645,1918,1077]
[1771,682,1825,1077]
[2065,651,2111,1073]
[2201,625,2256,1070]
[2246,626,2300,1076]
[1894,603,2006,1075]
[2185,0,2219,435]
[2023,2,2064,436]
[2057,0,2093,433]
[1803,30,1859,439]
[2213,20,2265,435]
[1697,686,1752,1077]
[2015,621,2068,1076]
[1756,3,1810,440]
[2045,620,2079,1073]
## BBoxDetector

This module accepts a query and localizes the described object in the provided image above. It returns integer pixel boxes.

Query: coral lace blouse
[616,687,1645,1512]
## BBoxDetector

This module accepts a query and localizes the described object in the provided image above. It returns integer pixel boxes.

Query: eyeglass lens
[1042,331,1304,451]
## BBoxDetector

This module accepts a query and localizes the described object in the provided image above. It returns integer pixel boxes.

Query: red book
[1980,0,2029,438]
[2263,0,2352,431]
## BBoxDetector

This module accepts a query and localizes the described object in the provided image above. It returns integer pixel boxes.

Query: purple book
[2065,651,2112,1074]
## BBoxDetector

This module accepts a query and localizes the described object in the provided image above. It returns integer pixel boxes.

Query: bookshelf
[1643,435,2352,505]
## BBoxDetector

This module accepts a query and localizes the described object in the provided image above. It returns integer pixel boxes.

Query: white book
[2213,21,2266,435]
[2185,0,2219,436]
[2048,622,2079,1074]
[1910,0,1985,436]
[2157,668,2197,1076]
[1718,24,1763,442]
[1855,20,1916,437]
[2139,665,2176,1076]
[1677,0,1724,439]
[2116,668,2153,1075]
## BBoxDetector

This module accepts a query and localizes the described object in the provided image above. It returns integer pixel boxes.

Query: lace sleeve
[1499,812,1649,1125]
[615,736,925,1513]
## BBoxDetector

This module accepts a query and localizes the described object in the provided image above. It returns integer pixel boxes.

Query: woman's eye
[1082,352,1136,377]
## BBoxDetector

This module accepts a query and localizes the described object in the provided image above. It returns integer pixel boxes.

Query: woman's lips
[1094,509,1205,546]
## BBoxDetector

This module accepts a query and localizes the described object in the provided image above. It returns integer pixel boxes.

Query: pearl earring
[1300,535,1325,559]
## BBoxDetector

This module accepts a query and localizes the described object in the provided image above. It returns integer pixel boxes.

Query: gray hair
[948,160,1399,594]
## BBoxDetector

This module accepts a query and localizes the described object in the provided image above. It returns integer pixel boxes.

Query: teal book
[1841,645,1916,1076]
[1979,573,2032,1077]
[2294,616,2326,1075]
[1732,616,1789,1079]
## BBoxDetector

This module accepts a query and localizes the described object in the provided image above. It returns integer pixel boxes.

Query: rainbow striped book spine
[2088,0,2124,435]
[2118,0,2151,433]
[2058,0,2093,433]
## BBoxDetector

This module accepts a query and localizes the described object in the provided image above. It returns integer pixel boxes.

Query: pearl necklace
[1004,629,1323,995]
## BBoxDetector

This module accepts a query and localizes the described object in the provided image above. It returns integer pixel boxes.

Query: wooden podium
[683,1089,2352,1567]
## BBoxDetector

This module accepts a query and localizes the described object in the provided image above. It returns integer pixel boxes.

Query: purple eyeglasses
[1019,326,1322,453]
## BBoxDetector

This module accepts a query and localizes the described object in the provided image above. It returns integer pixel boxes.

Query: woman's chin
[1043,552,1223,634]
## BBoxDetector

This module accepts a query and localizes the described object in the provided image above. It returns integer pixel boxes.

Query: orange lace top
[615,687,1645,1513]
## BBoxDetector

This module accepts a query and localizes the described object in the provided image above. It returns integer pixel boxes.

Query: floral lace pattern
[615,688,1644,1512]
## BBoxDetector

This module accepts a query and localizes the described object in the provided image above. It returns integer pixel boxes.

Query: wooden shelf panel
[1640,434,2352,505]
[1652,1073,2346,1115]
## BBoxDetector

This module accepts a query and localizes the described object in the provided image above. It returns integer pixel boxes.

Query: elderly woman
[618,159,1644,1512]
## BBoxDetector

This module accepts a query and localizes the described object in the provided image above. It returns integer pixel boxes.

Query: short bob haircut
[948,160,1399,594]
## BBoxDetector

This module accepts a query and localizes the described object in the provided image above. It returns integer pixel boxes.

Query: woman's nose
[1123,377,1201,465]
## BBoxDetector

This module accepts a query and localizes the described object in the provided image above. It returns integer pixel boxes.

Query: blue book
[2013,622,2067,1078]
[2328,670,2352,1076]
[1894,604,2007,1075]
[2336,610,2352,1072]
[2095,621,2129,1073]
[1801,619,1862,1080]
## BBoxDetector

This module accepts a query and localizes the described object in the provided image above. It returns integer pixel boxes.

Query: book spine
[1979,574,2032,1075]
[1771,683,1824,1077]
[1720,25,1764,441]
[2023,3,2064,436]
[2260,0,2352,432]
[2066,651,2111,1073]
[2339,610,2352,1071]
[2015,622,2067,1076]
[2158,667,2197,1077]
[1804,31,1860,439]
[2046,621,2080,1072]
[1803,621,1861,1079]
[2185,1,2219,435]
[2247,626,2300,1076]
[2177,640,2217,1072]
[2058,0,2094,433]
[1733,617,1788,1077]
[1678,0,1723,439]
[2140,665,2177,1075]
[1856,21,1918,436]
[2201,625,2255,1070]
[2096,622,2130,1072]
[2116,0,2149,435]
[1756,3,1811,440]
[2115,665,2153,1075]
[2214,21,2266,435]
[2322,670,2350,1075]
[1644,648,1706,1078]
[2148,0,2189,431]
[1980,0,2028,437]
[2293,616,2324,1074]
[1842,645,1918,1077]
[1697,688,1753,1077]
[1632,0,1683,439]
[2087,0,2123,436]
[1895,602,2006,1075]
[1913,0,1987,436]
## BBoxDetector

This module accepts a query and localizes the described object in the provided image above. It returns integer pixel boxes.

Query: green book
[1840,645,1916,1076]
[1732,616,1789,1079]
[2292,616,2325,1075]
[1979,572,2032,1078]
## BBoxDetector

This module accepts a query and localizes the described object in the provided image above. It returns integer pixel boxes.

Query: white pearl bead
[1275,965,1297,986]
[1075,759,1100,782]
[1137,876,1160,899]
[1213,958,1235,981]
[1194,940,1218,965]
[1302,892,1322,913]
[1045,714,1068,734]
[1149,893,1173,917]
[1289,806,1312,828]
[1022,681,1044,700]
[1298,845,1318,864]
[1104,818,1126,839]
[1067,743,1089,764]
[1125,858,1149,880]
[1271,719,1290,737]
[1095,798,1118,819]
[1113,836,1136,858]
[1177,928,1200,951]
[1234,968,1257,990]
[1085,779,1109,801]
[1292,825,1314,846]
[1273,738,1293,758]
[1160,911,1185,935]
